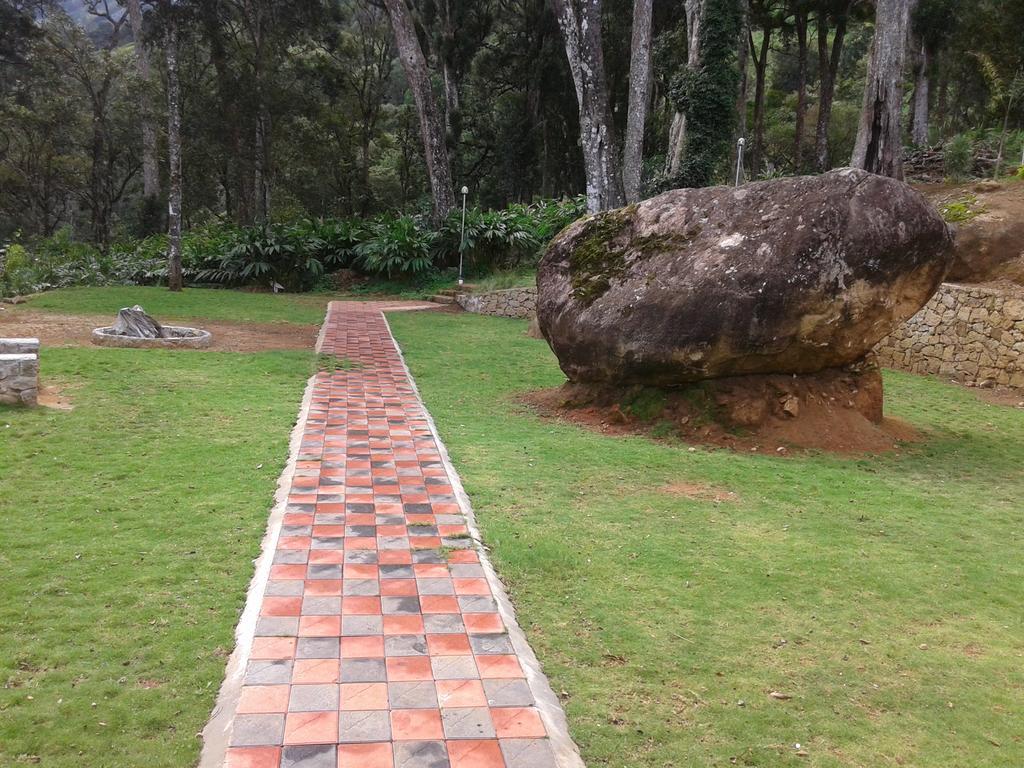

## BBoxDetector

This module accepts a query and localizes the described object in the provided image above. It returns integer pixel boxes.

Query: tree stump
[112,305,165,338]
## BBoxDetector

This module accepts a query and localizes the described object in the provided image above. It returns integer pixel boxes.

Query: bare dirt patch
[658,482,738,503]
[37,384,75,410]
[522,369,921,455]
[0,308,319,353]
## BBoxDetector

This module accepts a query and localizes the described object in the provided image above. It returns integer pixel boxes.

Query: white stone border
[381,307,587,768]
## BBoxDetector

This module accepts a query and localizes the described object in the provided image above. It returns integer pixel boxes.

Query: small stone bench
[0,338,40,406]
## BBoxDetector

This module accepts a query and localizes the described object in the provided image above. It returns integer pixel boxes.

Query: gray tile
[296,637,340,659]
[314,512,346,524]
[385,635,428,657]
[394,740,450,768]
[301,596,342,615]
[441,537,472,549]
[310,537,344,550]
[274,550,308,565]
[458,596,498,613]
[423,614,464,634]
[483,679,534,707]
[341,658,386,682]
[282,525,313,536]
[306,564,342,580]
[380,564,415,579]
[469,633,514,655]
[388,681,438,709]
[343,579,380,596]
[407,526,438,536]
[382,596,421,615]
[379,536,411,550]
[416,578,454,596]
[245,660,293,685]
[500,738,557,768]
[288,684,339,712]
[342,615,383,636]
[434,514,465,526]
[281,744,336,768]
[412,550,445,564]
[430,655,478,680]
[441,707,495,739]
[344,551,379,564]
[256,617,300,637]
[338,710,392,743]
[229,714,284,746]
[448,564,485,578]
[346,525,377,537]
[265,580,305,597]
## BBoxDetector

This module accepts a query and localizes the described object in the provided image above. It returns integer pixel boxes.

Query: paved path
[203,301,581,768]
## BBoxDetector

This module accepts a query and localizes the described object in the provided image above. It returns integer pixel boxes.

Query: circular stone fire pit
[92,325,212,349]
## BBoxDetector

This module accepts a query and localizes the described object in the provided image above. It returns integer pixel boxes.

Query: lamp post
[735,137,746,187]
[458,185,469,286]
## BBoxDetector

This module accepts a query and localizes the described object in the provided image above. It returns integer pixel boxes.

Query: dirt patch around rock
[521,365,921,455]
[0,308,319,353]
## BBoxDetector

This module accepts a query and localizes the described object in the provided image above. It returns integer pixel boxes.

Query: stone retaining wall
[875,283,1024,387]
[456,286,537,319]
[0,337,40,406]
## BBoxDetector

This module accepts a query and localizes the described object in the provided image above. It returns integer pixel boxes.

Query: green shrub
[354,216,437,278]
[944,134,974,181]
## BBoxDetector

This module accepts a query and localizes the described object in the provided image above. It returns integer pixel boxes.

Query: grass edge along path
[0,344,314,767]
[388,309,1024,768]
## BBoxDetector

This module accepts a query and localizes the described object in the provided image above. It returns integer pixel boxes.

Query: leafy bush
[354,216,437,278]
[944,134,974,181]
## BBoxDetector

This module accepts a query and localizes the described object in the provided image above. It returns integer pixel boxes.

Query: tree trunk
[750,25,771,177]
[165,12,183,293]
[793,5,809,171]
[910,39,930,146]
[815,1,848,171]
[623,0,654,203]
[126,0,159,203]
[733,3,750,177]
[552,0,625,212]
[851,0,917,179]
[666,0,706,177]
[383,0,455,221]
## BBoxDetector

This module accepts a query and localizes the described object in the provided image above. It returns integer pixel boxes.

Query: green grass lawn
[388,310,1024,768]
[23,285,334,324]
[0,342,313,766]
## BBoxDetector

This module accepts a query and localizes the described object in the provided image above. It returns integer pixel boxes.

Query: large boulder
[537,168,954,386]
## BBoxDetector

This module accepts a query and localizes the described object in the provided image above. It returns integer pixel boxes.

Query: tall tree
[814,0,853,169]
[851,0,917,178]
[623,0,654,203]
[551,0,624,212]
[162,1,183,291]
[748,0,782,176]
[665,0,705,177]
[125,0,160,212]
[790,0,810,170]
[382,0,455,220]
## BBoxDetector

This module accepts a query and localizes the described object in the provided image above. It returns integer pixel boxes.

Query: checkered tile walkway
[222,302,560,768]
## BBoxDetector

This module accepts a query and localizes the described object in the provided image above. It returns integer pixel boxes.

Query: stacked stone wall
[0,338,40,406]
[875,283,1024,387]
[456,286,538,319]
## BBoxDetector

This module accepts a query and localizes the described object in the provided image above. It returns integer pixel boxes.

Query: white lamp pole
[735,137,746,187]
[458,185,469,286]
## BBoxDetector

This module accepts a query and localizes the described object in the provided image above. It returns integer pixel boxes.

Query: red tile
[390,708,444,740]
[383,615,425,635]
[436,679,488,708]
[477,655,524,679]
[490,707,546,738]
[261,596,302,617]
[237,685,290,714]
[377,550,412,565]
[304,579,343,596]
[308,550,345,564]
[463,614,504,634]
[447,739,505,768]
[386,656,433,681]
[340,682,389,710]
[340,635,385,658]
[380,579,418,597]
[453,578,490,596]
[343,564,379,579]
[420,595,460,614]
[448,550,480,564]
[250,637,296,660]
[426,634,472,656]
[284,711,338,745]
[292,658,339,684]
[337,742,393,768]
[413,564,449,578]
[342,596,381,615]
[225,746,281,768]
[270,564,306,580]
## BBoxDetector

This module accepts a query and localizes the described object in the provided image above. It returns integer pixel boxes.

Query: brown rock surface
[538,168,954,385]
